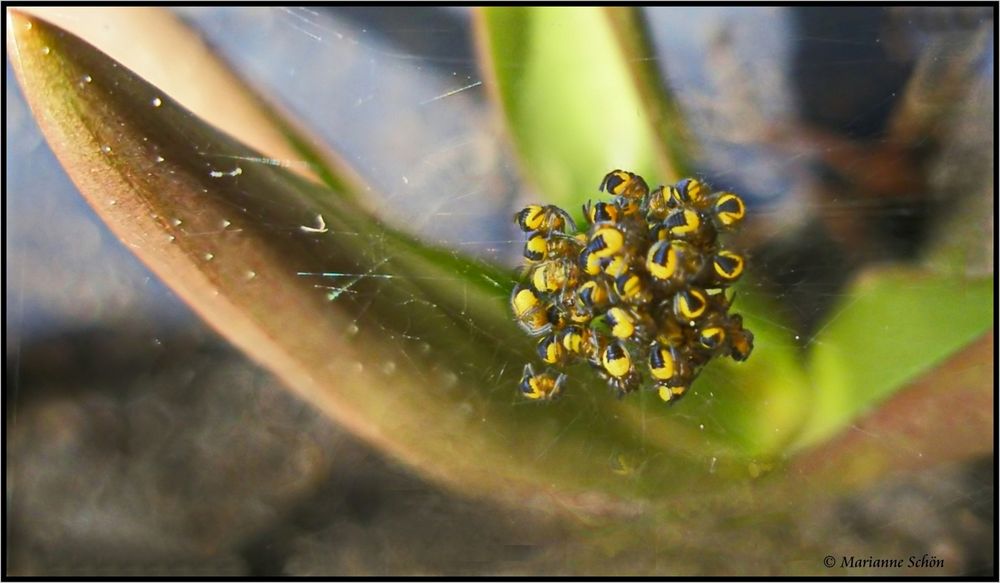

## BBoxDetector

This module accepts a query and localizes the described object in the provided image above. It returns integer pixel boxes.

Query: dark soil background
[5,324,993,576]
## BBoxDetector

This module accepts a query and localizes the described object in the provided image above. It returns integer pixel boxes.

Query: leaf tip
[5,7,30,28]
[5,9,33,65]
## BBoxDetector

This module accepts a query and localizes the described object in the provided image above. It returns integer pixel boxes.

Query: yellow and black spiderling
[600,169,649,200]
[727,317,755,362]
[559,325,598,359]
[601,340,633,377]
[602,254,631,278]
[614,272,651,304]
[511,171,754,403]
[586,226,627,259]
[710,250,745,284]
[583,200,622,226]
[712,192,746,229]
[648,343,677,382]
[644,186,672,220]
[605,306,638,340]
[515,204,576,234]
[519,364,566,400]
[645,239,679,281]
[579,248,604,276]
[600,340,639,396]
[576,280,611,311]
[537,333,568,365]
[672,177,707,206]
[523,232,548,262]
[656,382,689,404]
[531,259,578,294]
[663,208,708,244]
[674,287,709,322]
[510,285,551,336]
[523,230,582,263]
[697,325,726,352]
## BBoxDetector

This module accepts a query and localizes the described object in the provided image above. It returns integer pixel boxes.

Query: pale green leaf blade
[475,7,687,218]
[603,7,696,179]
[794,268,994,449]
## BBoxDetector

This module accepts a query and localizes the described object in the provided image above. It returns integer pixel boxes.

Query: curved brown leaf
[6,10,760,517]
[12,6,369,197]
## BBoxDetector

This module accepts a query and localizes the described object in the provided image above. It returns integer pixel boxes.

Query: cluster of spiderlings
[511,170,754,404]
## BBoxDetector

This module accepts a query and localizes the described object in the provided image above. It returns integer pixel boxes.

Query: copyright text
[823,555,945,569]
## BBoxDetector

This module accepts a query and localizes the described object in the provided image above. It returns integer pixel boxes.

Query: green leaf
[608,285,810,460]
[602,8,696,179]
[691,287,811,456]
[475,7,692,220]
[794,268,994,449]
